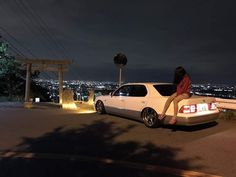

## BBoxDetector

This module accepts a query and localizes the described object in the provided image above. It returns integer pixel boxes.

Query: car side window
[113,86,131,96]
[129,85,147,97]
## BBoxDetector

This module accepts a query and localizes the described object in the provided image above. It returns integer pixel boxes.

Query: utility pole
[114,53,128,86]
[25,63,32,102]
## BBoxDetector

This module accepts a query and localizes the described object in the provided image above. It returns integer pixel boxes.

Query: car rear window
[153,84,176,96]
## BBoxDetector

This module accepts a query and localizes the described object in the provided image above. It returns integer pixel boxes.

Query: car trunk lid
[180,95,215,105]
[178,95,217,114]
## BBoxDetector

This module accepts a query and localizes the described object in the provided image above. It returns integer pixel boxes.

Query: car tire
[142,108,160,128]
[95,100,106,114]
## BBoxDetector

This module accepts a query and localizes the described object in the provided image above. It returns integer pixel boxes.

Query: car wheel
[142,108,160,128]
[95,100,106,114]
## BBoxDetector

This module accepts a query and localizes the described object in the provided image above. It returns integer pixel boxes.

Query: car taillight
[208,102,217,110]
[179,104,197,113]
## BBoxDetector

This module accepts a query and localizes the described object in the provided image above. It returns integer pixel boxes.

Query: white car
[94,83,219,128]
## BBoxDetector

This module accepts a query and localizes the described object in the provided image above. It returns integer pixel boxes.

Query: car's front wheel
[95,100,106,114]
[142,108,160,128]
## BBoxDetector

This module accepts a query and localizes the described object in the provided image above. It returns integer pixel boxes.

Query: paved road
[0,105,235,176]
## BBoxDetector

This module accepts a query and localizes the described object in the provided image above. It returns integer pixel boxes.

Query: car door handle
[141,101,145,104]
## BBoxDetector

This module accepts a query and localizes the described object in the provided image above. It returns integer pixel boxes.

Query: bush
[0,96,23,102]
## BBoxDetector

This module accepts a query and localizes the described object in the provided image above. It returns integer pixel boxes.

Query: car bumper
[163,112,220,126]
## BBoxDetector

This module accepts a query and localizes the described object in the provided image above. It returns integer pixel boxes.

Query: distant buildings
[34,79,236,102]
[191,84,236,99]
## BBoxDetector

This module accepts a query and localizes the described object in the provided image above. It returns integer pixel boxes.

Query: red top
[176,74,191,96]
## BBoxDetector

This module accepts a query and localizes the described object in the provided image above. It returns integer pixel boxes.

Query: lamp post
[114,53,127,86]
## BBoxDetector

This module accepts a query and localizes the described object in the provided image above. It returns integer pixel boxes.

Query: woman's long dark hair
[173,66,187,85]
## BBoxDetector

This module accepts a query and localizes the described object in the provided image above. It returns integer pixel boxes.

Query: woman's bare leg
[159,93,177,119]
[169,93,190,124]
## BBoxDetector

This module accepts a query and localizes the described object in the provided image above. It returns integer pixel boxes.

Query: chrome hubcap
[96,101,103,112]
[143,109,156,126]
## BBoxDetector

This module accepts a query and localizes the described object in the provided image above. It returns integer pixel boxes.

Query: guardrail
[215,98,236,110]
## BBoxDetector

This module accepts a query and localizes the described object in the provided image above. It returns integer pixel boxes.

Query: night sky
[0,0,236,84]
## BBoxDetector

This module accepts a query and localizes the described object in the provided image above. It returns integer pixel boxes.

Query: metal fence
[215,98,236,110]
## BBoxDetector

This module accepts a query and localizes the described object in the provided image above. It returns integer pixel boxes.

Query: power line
[0,2,59,80]
[22,0,70,58]
[0,2,44,58]
[12,0,73,60]
[21,0,79,80]
[11,0,78,80]
[1,36,25,58]
[0,34,52,80]
[8,0,61,58]
[0,26,36,58]
[0,29,53,81]
[0,1,77,80]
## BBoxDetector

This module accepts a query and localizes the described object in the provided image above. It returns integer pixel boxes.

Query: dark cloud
[0,0,236,84]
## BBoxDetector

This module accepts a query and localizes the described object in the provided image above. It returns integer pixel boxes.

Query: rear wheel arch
[95,100,106,114]
[141,107,161,128]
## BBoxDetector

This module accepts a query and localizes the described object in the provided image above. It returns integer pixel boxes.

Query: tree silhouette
[0,120,204,177]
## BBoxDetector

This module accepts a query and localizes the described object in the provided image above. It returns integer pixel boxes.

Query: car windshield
[153,84,176,96]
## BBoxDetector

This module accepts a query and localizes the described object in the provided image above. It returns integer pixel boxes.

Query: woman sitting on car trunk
[159,66,192,124]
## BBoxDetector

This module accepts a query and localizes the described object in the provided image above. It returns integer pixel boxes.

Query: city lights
[34,79,236,102]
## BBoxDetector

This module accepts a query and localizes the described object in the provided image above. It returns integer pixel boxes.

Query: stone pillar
[88,89,95,105]
[24,63,32,102]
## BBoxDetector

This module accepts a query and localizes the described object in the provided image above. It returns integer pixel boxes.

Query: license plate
[197,103,208,112]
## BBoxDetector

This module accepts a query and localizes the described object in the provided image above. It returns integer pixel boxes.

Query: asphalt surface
[0,103,235,177]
